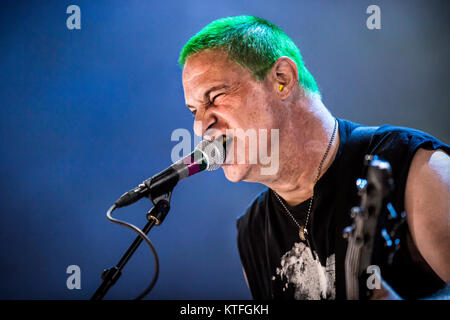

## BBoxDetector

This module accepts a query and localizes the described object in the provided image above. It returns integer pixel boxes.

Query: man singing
[178,16,449,299]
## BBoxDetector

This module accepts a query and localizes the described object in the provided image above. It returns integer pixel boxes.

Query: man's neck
[266,97,340,206]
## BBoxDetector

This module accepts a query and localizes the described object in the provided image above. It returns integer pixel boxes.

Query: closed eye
[211,93,224,105]
[186,91,226,117]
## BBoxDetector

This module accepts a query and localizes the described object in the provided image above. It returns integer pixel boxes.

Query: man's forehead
[182,49,243,85]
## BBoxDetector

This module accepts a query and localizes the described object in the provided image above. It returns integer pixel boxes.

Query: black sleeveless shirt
[236,118,449,300]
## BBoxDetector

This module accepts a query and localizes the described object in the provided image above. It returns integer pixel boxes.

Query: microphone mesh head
[195,136,226,171]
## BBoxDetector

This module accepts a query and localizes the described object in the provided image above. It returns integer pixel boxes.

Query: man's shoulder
[339,118,449,155]
[339,118,449,212]
[236,188,270,234]
[369,123,449,159]
[374,123,443,143]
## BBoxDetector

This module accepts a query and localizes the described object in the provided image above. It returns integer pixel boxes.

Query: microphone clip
[146,192,171,226]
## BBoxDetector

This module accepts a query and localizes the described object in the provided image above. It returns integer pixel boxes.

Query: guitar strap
[334,125,380,300]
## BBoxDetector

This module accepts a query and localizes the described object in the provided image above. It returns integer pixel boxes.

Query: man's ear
[270,56,299,99]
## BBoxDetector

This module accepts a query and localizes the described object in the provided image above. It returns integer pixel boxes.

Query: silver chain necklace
[274,118,338,242]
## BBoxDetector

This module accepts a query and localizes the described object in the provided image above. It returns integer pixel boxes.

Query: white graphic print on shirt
[273,242,336,300]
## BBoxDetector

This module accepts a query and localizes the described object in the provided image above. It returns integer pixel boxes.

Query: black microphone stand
[91,192,172,300]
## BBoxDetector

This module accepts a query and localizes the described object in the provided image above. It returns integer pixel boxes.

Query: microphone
[114,135,230,208]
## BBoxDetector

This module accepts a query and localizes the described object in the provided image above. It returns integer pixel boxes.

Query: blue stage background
[0,0,448,299]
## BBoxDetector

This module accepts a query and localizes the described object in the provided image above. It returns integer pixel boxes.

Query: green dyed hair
[179,15,320,95]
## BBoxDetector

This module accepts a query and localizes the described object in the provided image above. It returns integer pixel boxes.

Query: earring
[279,84,284,92]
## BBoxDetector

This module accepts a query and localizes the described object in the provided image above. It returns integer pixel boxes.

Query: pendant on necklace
[299,226,306,241]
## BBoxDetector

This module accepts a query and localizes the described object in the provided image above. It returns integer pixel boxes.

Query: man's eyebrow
[186,84,230,110]
[204,84,229,99]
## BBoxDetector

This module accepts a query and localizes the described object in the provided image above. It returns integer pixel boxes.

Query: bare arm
[372,148,449,300]
[404,148,450,282]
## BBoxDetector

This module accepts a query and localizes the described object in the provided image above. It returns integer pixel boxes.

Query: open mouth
[203,131,234,167]
[198,134,234,169]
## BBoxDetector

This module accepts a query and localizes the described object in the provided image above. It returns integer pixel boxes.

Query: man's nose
[193,109,217,138]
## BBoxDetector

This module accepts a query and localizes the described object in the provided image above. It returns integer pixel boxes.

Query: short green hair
[179,15,320,95]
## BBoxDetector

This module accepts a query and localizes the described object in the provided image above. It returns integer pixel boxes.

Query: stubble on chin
[222,163,252,183]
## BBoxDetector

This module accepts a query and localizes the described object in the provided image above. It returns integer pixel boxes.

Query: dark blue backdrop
[0,0,448,299]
